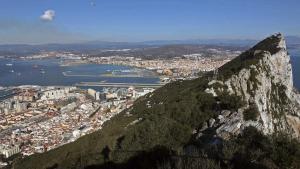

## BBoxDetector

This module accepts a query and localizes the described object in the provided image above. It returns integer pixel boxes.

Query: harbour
[0,53,299,90]
[0,58,160,88]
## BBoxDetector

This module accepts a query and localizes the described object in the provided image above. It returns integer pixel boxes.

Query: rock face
[205,33,300,139]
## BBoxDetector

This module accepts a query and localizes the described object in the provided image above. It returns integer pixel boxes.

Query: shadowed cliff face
[11,34,300,169]
[204,33,300,138]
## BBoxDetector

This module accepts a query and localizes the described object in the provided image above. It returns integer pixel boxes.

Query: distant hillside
[139,39,258,46]
[0,43,245,59]
[0,42,150,56]
[0,38,257,57]
[11,34,300,169]
[0,36,299,57]
[91,44,245,59]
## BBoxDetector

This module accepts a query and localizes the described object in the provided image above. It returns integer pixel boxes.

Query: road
[75,82,165,88]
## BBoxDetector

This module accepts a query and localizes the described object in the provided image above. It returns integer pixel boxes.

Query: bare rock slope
[12,34,300,169]
[204,33,300,139]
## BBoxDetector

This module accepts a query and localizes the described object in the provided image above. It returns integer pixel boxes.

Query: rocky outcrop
[204,33,300,139]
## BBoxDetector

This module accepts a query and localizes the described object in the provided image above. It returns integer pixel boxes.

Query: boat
[6,63,13,66]
[40,69,46,74]
[10,70,14,73]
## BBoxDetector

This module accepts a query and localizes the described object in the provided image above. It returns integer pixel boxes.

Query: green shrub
[217,91,245,111]
[243,104,259,121]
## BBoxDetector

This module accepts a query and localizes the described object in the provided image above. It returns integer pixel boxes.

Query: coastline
[0,58,161,87]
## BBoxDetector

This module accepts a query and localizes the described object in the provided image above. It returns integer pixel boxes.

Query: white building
[134,88,155,98]
[61,102,77,113]
[14,101,28,112]
[41,87,76,100]
[87,88,100,100]
[0,145,20,158]
[95,92,100,101]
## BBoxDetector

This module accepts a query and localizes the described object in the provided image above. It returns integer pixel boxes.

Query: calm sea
[0,52,299,90]
[290,49,300,90]
[0,59,160,88]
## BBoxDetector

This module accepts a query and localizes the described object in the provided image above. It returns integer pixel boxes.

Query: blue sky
[0,0,300,44]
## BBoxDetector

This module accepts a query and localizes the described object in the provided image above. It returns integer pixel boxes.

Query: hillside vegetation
[11,34,300,169]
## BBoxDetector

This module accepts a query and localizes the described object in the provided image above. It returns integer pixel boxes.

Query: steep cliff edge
[204,33,300,139]
[11,34,300,169]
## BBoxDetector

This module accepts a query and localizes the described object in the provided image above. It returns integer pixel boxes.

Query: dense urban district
[0,45,242,167]
[19,45,241,81]
[0,85,154,164]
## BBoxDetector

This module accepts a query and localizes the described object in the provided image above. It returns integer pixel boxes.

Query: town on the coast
[0,85,154,160]
[0,47,240,166]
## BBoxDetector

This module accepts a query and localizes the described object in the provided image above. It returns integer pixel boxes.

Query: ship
[40,69,46,74]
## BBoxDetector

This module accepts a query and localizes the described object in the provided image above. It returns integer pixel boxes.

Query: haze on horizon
[0,0,300,44]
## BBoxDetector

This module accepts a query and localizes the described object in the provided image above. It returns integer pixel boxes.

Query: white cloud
[40,10,55,21]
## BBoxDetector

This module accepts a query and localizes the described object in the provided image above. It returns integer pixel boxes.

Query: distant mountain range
[0,36,299,56]
[91,44,249,59]
[286,35,300,44]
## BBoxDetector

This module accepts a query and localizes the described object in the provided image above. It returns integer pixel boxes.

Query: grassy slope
[13,76,223,169]
[12,34,299,169]
[218,34,282,80]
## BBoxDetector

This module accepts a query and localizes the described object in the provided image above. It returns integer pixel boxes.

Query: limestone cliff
[11,34,300,169]
[205,33,300,139]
